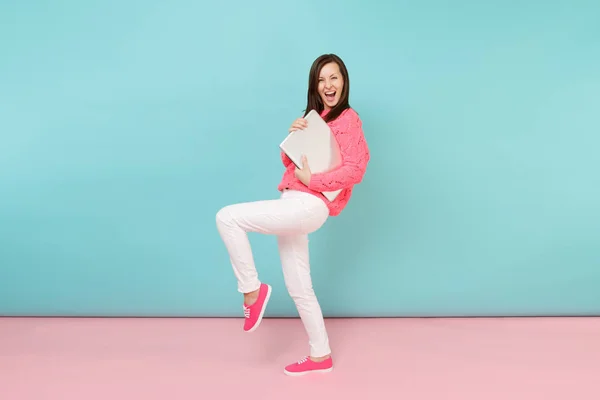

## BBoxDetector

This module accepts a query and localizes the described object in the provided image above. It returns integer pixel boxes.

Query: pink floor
[1,317,599,399]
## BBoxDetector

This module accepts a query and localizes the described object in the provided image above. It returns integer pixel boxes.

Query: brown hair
[304,54,351,123]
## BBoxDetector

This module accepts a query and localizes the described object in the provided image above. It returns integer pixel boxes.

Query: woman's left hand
[294,155,312,186]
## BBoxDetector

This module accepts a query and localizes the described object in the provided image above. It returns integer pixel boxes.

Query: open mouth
[324,91,336,102]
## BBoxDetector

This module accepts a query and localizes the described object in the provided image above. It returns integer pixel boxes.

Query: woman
[216,53,370,376]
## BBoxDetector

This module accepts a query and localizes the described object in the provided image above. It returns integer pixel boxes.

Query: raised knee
[215,206,234,228]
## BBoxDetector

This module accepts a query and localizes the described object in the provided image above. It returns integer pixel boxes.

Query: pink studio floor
[1,317,599,399]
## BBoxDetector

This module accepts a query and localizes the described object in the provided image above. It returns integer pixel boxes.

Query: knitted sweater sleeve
[281,150,293,167]
[308,112,370,192]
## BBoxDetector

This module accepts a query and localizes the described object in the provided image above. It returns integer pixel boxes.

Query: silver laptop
[279,110,343,201]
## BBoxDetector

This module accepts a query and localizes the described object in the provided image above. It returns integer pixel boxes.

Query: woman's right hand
[289,117,308,133]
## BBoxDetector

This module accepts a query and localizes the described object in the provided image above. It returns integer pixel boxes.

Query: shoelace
[297,357,309,364]
[243,305,250,318]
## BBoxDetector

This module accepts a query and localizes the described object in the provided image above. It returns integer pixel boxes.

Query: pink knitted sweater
[277,108,370,216]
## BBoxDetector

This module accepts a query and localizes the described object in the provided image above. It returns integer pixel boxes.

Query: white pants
[216,190,331,357]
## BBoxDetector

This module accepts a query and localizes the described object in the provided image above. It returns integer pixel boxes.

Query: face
[317,62,344,110]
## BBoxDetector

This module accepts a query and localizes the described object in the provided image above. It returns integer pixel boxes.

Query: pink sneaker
[243,283,272,332]
[284,356,334,376]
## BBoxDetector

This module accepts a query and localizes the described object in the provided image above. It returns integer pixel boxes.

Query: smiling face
[305,54,351,122]
[318,62,345,111]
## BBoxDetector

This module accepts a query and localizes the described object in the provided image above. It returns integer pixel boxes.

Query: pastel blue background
[1,0,599,317]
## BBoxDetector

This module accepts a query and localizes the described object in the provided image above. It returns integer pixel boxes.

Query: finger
[290,120,308,133]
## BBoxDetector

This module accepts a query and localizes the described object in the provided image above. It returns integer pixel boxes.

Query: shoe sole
[283,366,334,377]
[244,284,272,333]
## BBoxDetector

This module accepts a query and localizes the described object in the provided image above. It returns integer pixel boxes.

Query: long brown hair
[304,54,351,123]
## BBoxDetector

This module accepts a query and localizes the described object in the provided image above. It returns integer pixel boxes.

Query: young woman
[216,53,370,376]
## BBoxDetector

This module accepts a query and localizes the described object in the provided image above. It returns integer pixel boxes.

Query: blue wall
[1,0,599,317]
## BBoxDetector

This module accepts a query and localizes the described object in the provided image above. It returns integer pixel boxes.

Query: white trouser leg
[215,190,329,293]
[215,190,331,357]
[278,233,332,358]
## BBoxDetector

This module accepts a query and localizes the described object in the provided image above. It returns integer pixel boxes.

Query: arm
[307,116,370,192]
[281,150,293,167]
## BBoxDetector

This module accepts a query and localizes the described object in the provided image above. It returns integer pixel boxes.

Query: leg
[278,233,331,358]
[216,190,329,332]
[215,191,328,294]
